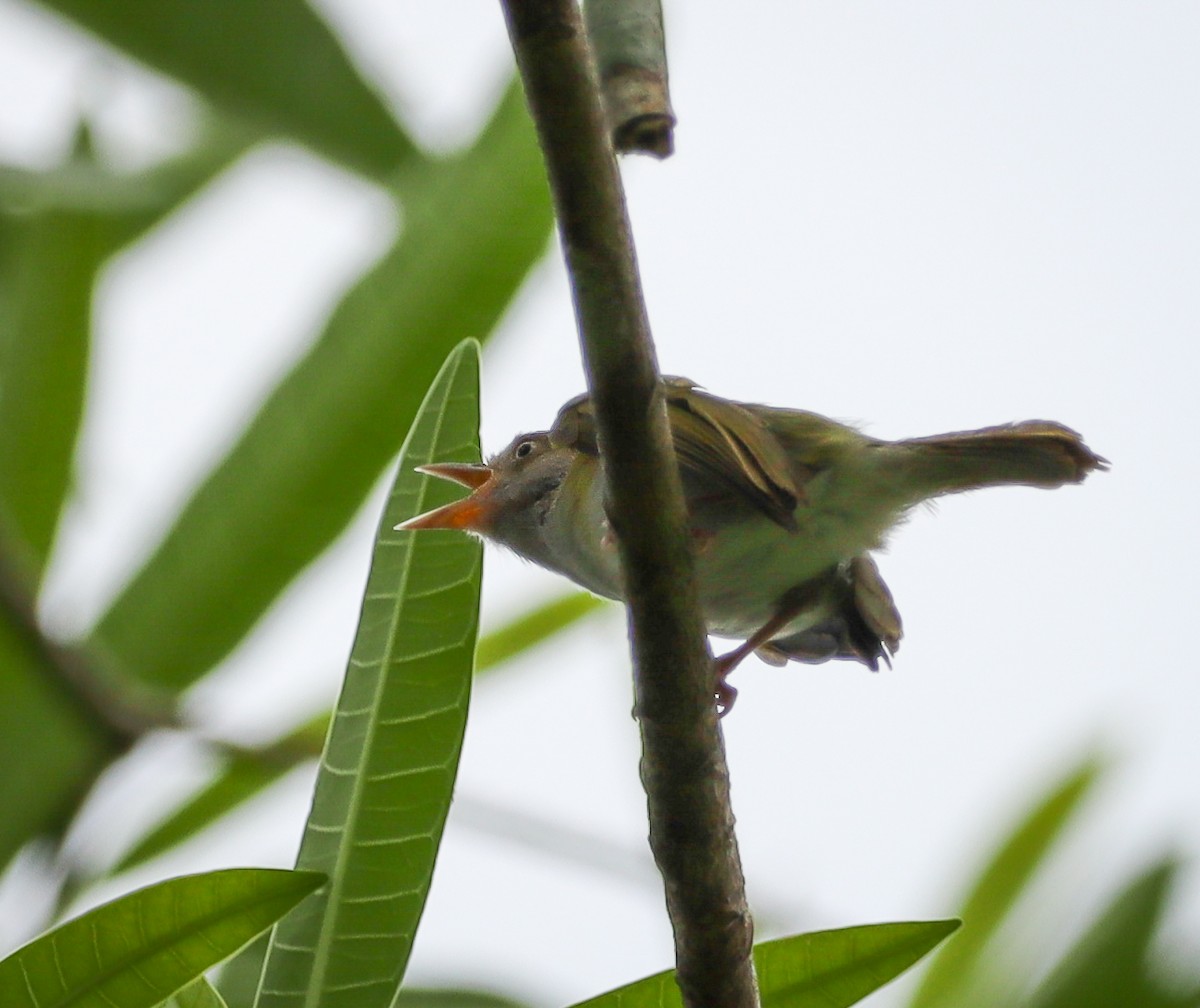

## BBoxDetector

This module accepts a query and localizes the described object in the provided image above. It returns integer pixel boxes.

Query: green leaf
[115,758,290,873]
[0,582,117,871]
[0,117,256,245]
[160,977,231,1008]
[254,342,482,1007]
[476,592,610,672]
[1028,860,1181,1008]
[0,120,251,583]
[572,920,961,1008]
[0,868,324,1008]
[907,756,1103,1008]
[0,209,111,579]
[92,80,551,692]
[113,589,605,876]
[113,714,329,875]
[755,921,962,1007]
[33,0,416,180]
[0,122,260,872]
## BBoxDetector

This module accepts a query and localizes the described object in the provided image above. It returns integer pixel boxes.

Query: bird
[398,377,1107,713]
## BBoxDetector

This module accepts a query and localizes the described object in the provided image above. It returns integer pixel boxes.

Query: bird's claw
[715,676,738,717]
[714,650,741,717]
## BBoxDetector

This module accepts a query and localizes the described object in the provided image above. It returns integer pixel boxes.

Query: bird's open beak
[414,462,493,489]
[394,462,494,532]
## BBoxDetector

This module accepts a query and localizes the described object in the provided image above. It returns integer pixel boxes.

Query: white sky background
[2,0,1199,1004]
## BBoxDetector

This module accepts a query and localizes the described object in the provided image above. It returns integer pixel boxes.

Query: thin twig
[498,4,758,1006]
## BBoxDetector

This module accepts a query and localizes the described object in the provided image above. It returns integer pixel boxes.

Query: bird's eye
[515,440,535,459]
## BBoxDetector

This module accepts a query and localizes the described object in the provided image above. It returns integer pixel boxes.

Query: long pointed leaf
[573,920,960,1008]
[475,592,609,672]
[0,868,323,1008]
[254,341,482,1008]
[0,117,256,247]
[92,81,550,692]
[0,123,257,873]
[0,120,252,583]
[1028,860,1180,1008]
[34,0,416,179]
[756,920,961,1007]
[908,757,1103,1008]
[0,208,110,580]
[113,715,329,876]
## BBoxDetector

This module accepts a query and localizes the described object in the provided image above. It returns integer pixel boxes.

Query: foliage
[0,0,551,879]
[905,758,1200,1008]
[0,4,1193,1008]
[573,922,960,1008]
[0,868,322,1008]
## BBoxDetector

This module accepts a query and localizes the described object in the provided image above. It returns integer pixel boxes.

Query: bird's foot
[710,586,820,715]
[713,647,751,717]
[714,673,738,717]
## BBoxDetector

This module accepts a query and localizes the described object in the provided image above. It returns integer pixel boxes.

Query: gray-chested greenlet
[398,377,1107,712]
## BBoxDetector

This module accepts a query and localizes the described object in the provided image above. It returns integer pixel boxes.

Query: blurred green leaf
[0,209,110,579]
[0,868,323,1008]
[909,756,1104,1008]
[0,120,252,583]
[0,568,117,870]
[92,80,551,692]
[572,920,960,1008]
[0,120,261,873]
[34,0,416,179]
[476,592,609,672]
[161,977,231,1008]
[254,342,482,1007]
[114,757,293,874]
[1028,860,1183,1008]
[113,713,329,875]
[0,117,255,242]
[115,591,605,875]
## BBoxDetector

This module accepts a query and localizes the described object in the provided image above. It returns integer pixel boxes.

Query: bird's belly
[694,507,893,639]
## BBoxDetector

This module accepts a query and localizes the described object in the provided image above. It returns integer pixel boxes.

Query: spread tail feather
[889,421,1108,498]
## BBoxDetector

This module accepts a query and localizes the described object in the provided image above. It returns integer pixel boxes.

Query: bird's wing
[665,379,803,530]
[550,376,804,531]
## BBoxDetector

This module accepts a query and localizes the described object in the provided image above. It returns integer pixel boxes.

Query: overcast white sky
[2,1,1199,1004]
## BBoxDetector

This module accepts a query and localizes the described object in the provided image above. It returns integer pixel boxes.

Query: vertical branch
[498,3,758,1006]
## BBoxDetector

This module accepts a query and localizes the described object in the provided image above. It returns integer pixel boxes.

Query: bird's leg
[713,582,821,716]
[713,609,793,714]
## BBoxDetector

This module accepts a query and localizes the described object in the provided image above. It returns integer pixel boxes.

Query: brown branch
[498,4,758,1006]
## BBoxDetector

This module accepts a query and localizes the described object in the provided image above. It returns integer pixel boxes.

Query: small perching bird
[399,377,1107,713]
